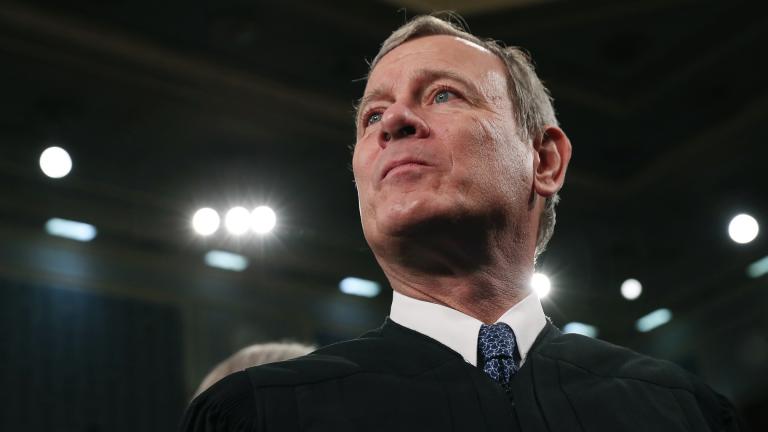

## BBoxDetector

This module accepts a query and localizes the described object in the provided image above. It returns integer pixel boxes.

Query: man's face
[352,35,535,250]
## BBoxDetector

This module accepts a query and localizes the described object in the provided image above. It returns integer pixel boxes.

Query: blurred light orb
[563,322,598,338]
[192,207,220,236]
[531,272,551,298]
[225,206,251,235]
[251,206,276,234]
[728,214,759,244]
[45,218,97,242]
[339,277,381,298]
[205,250,248,272]
[636,308,672,332]
[39,146,72,178]
[621,278,642,300]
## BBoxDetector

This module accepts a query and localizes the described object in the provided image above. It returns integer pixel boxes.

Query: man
[181,15,744,431]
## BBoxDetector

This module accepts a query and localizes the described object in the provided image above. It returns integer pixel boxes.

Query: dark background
[0,0,766,430]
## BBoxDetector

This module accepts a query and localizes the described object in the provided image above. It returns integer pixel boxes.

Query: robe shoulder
[180,371,258,432]
[245,322,463,388]
[178,320,466,432]
[538,332,695,388]
[535,331,747,431]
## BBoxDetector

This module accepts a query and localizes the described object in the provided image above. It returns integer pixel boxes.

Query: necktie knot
[478,322,519,392]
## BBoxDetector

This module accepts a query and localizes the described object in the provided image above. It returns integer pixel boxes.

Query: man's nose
[378,103,430,148]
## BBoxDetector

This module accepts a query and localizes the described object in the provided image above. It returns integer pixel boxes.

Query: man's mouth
[381,159,430,181]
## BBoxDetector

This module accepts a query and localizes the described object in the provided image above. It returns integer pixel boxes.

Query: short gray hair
[364,14,561,258]
[193,342,314,398]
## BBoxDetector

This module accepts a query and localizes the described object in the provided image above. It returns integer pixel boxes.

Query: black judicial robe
[181,319,745,431]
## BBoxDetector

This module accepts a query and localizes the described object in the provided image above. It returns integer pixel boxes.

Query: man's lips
[380,158,430,180]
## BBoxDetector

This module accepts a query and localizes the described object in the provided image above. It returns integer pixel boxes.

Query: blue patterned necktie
[478,322,520,393]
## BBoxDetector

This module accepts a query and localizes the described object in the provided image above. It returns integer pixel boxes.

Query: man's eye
[366,112,383,126]
[434,89,456,104]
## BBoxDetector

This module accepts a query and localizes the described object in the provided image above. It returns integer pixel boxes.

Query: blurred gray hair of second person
[193,342,314,399]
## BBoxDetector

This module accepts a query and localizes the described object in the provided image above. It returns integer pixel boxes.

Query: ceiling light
[225,206,251,235]
[204,250,248,271]
[563,322,598,338]
[728,214,759,244]
[339,277,381,298]
[39,146,72,178]
[747,256,768,279]
[45,218,96,242]
[635,308,672,333]
[621,278,642,300]
[192,208,220,236]
[251,206,276,234]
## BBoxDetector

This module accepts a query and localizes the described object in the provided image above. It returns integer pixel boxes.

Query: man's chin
[379,216,431,238]
[376,206,465,238]
[368,208,502,274]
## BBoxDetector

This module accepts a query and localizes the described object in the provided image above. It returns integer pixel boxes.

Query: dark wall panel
[0,278,185,431]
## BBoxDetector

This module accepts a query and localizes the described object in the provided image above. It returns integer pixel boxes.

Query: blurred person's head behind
[194,342,314,398]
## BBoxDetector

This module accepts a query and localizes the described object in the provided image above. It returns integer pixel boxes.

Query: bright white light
[251,206,276,234]
[635,308,672,333]
[225,206,251,235]
[45,218,97,242]
[339,277,381,298]
[192,208,220,236]
[563,322,598,338]
[728,214,759,244]
[39,146,73,178]
[747,255,768,279]
[621,278,643,300]
[204,250,248,271]
[531,272,551,298]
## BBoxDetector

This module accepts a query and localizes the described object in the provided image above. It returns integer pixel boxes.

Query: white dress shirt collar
[389,290,547,366]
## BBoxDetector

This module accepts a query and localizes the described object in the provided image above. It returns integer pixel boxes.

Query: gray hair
[363,14,561,258]
[193,342,314,398]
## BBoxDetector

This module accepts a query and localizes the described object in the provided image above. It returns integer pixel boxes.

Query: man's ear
[533,126,571,197]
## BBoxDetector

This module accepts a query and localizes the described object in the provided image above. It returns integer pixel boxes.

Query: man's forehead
[373,35,493,70]
[366,35,499,88]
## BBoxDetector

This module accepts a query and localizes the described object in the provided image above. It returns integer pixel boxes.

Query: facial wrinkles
[480,70,511,114]
[476,69,530,191]
[469,105,529,202]
[464,115,532,263]
[432,68,509,205]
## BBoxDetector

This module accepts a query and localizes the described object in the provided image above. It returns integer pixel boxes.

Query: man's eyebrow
[356,86,392,124]
[411,68,477,93]
[355,68,483,124]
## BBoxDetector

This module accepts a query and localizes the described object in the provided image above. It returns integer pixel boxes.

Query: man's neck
[371,214,538,323]
[379,251,534,324]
